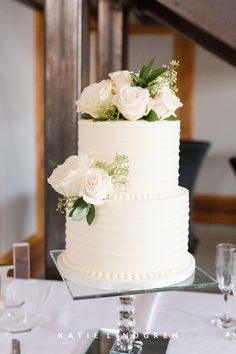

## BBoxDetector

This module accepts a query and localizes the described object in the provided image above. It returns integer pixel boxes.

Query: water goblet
[211,243,236,329]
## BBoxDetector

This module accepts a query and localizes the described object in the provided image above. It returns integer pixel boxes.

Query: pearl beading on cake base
[57,251,195,290]
[61,252,195,283]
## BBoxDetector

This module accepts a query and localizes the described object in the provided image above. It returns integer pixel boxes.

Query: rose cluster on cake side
[48,154,129,225]
[76,58,182,122]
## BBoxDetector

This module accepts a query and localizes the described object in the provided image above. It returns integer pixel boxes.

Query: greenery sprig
[131,57,167,89]
[57,196,77,214]
[95,154,129,189]
[147,60,180,97]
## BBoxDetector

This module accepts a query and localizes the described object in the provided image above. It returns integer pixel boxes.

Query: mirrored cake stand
[50,250,217,354]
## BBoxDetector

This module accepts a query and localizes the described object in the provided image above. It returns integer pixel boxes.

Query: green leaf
[72,197,88,210]
[164,115,178,121]
[143,110,159,122]
[93,118,109,122]
[81,113,93,120]
[71,206,89,222]
[147,66,167,83]
[142,57,155,80]
[130,73,146,87]
[86,204,95,225]
[130,73,139,85]
[49,160,59,170]
[138,78,147,87]
[139,65,146,79]
[69,197,88,216]
[69,209,73,217]
[69,197,88,217]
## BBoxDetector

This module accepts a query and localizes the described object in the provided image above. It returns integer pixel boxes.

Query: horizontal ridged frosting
[78,119,180,195]
[64,187,190,278]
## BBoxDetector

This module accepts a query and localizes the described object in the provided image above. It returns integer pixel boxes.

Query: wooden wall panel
[34,9,45,275]
[16,0,44,11]
[97,0,128,80]
[193,195,236,225]
[44,0,89,279]
[174,35,196,139]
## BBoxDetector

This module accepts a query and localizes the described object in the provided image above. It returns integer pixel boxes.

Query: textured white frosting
[63,187,193,283]
[61,119,195,288]
[79,119,180,194]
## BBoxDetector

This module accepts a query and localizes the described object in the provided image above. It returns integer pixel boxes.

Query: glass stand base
[49,250,217,354]
[110,340,143,354]
[50,250,217,301]
[84,329,170,354]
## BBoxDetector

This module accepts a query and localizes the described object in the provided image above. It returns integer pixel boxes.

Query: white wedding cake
[48,59,195,289]
[61,119,194,288]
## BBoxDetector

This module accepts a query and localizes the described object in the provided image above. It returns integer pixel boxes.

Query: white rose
[109,70,132,93]
[75,80,113,118]
[112,86,153,121]
[80,168,113,206]
[152,86,183,119]
[48,154,93,197]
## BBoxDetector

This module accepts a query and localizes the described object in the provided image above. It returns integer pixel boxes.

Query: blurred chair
[229,157,236,176]
[179,140,210,254]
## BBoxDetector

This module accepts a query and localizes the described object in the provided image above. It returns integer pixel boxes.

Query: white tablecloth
[0,279,236,353]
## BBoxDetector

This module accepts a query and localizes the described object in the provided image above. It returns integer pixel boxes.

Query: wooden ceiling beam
[14,0,44,11]
[131,0,236,67]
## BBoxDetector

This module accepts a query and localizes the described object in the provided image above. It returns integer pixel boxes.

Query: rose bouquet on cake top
[48,58,182,225]
[76,58,182,122]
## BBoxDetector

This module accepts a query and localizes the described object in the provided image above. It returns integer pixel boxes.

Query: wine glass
[225,254,236,340]
[0,265,14,318]
[0,279,51,333]
[0,243,32,333]
[211,243,236,328]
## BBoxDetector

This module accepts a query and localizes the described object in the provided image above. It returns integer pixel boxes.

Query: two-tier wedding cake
[48,59,195,289]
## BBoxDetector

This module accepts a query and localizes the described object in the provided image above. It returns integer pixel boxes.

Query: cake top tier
[79,119,180,196]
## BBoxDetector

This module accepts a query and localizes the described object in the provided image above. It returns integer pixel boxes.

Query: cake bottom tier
[61,187,195,289]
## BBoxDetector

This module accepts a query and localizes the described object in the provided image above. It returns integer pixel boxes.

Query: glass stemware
[0,243,32,333]
[211,243,236,329]
[225,253,236,340]
[0,266,14,317]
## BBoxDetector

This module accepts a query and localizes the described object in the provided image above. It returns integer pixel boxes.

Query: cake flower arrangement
[76,58,182,121]
[48,154,129,225]
[48,58,182,225]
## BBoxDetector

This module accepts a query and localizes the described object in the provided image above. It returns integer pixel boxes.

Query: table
[0,279,235,353]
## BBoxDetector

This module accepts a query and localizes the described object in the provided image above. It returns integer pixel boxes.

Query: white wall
[128,34,236,196]
[128,34,174,72]
[0,0,36,255]
[194,47,236,195]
